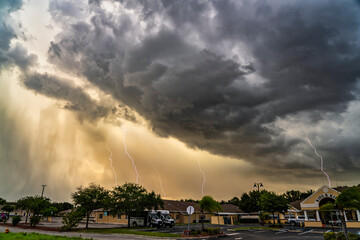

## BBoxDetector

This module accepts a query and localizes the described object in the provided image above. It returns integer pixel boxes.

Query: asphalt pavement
[1,221,360,240]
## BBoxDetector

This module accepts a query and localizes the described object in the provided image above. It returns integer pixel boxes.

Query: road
[1,223,359,240]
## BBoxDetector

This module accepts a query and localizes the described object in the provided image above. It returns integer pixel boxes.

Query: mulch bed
[1,223,60,232]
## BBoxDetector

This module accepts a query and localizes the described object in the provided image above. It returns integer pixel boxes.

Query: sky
[1,0,360,202]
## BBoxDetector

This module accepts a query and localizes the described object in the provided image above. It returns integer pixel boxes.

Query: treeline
[0,195,73,226]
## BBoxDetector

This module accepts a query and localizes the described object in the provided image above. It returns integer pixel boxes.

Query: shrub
[269,223,283,228]
[213,227,220,234]
[324,232,336,240]
[348,233,360,240]
[30,216,41,227]
[323,232,360,240]
[61,208,85,231]
[190,229,197,236]
[336,232,347,240]
[12,216,21,226]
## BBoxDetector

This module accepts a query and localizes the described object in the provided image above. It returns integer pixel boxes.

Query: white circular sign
[323,188,329,193]
[186,206,195,215]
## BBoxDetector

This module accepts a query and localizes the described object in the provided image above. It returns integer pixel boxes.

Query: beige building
[265,185,360,228]
[299,185,360,228]
[91,200,241,225]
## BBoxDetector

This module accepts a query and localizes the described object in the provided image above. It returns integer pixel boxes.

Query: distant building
[0,205,27,217]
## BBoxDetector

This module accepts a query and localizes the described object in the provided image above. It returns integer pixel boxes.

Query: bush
[336,232,347,240]
[323,232,360,240]
[12,216,21,226]
[190,229,197,236]
[30,216,41,227]
[61,208,85,231]
[269,223,283,228]
[324,232,336,240]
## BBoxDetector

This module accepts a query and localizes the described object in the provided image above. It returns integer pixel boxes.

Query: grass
[0,232,85,240]
[76,228,181,238]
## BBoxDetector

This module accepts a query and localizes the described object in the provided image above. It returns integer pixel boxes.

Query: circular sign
[186,206,195,215]
[323,188,329,193]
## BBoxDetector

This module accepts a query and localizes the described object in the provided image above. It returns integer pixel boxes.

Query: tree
[227,197,240,206]
[260,192,288,224]
[2,204,15,222]
[283,190,302,202]
[2,204,15,214]
[239,190,269,213]
[283,190,314,203]
[110,183,163,227]
[0,197,5,205]
[52,202,73,214]
[71,183,110,229]
[300,190,314,199]
[16,196,51,224]
[199,196,222,231]
[42,206,58,221]
[61,208,86,231]
[335,187,360,239]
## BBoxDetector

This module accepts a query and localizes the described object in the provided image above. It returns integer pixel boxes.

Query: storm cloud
[1,0,359,194]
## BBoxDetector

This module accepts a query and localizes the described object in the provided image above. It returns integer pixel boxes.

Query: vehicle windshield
[163,214,171,219]
[150,214,159,219]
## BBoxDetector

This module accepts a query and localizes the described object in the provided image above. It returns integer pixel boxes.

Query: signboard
[186,206,194,215]
[186,206,195,233]
[315,193,336,203]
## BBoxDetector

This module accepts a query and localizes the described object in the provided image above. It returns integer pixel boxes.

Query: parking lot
[2,218,360,240]
[145,223,360,239]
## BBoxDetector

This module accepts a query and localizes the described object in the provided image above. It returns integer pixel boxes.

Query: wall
[94,212,128,224]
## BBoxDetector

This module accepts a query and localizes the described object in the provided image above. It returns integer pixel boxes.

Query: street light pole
[254,182,263,225]
[41,185,47,198]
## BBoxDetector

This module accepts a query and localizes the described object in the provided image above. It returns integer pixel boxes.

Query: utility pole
[254,182,263,225]
[41,185,47,197]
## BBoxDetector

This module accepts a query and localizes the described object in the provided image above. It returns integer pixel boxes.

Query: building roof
[219,204,243,214]
[289,199,303,211]
[333,185,360,193]
[160,200,200,213]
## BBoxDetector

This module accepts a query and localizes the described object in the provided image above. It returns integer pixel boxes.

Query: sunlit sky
[1,0,360,202]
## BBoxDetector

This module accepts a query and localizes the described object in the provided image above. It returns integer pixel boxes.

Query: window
[117,214,121,220]
[176,215,179,220]
[99,214,103,219]
[126,215,128,219]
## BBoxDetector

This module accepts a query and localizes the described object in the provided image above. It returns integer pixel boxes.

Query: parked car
[287,216,305,226]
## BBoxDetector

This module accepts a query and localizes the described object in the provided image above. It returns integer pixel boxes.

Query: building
[298,185,360,228]
[265,185,360,228]
[0,205,26,217]
[91,199,241,225]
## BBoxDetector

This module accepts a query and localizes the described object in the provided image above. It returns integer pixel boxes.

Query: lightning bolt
[196,157,206,197]
[106,134,118,186]
[305,135,331,187]
[150,160,166,197]
[123,126,140,184]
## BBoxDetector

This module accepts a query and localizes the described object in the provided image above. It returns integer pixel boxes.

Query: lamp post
[254,182,263,225]
[41,185,47,198]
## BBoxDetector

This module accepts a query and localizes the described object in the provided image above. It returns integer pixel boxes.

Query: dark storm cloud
[45,0,360,178]
[0,0,23,67]
[22,72,135,122]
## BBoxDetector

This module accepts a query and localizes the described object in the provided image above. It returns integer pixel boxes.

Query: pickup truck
[287,216,305,226]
